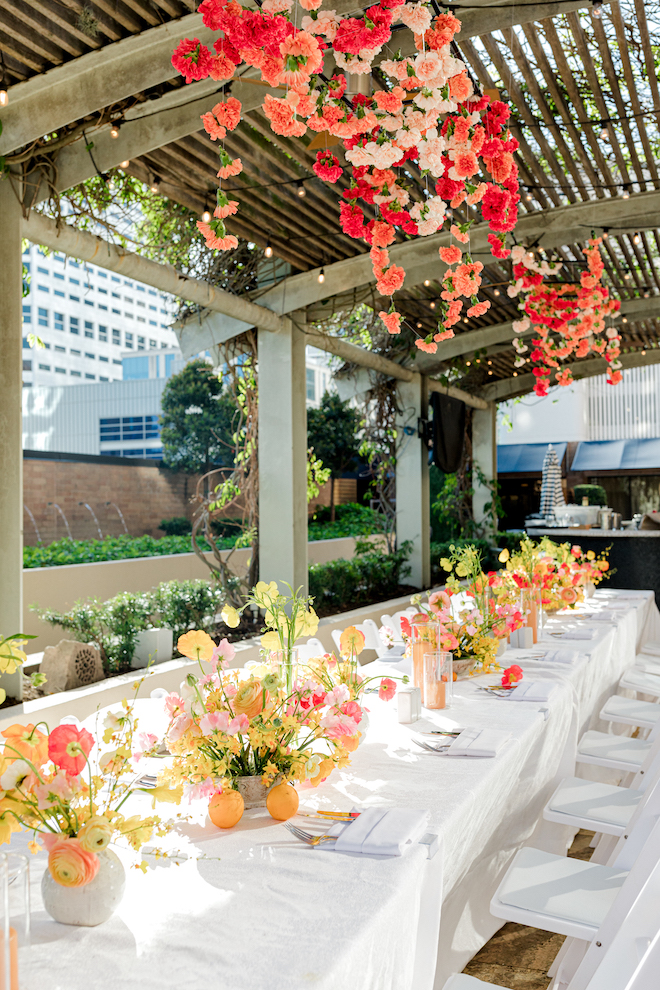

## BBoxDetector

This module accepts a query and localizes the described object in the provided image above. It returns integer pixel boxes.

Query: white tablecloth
[16,589,659,990]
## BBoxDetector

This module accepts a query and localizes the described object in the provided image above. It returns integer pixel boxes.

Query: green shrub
[159,517,192,536]
[23,533,229,569]
[308,503,384,541]
[151,579,228,643]
[308,539,411,613]
[573,484,607,506]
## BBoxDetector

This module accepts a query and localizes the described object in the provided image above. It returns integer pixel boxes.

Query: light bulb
[487,360,492,365]
[622,317,628,323]
[265,243,273,258]
[592,1,603,16]
[513,371,518,377]
[633,233,641,244]
[120,160,130,169]
[622,187,630,199]
[466,361,471,367]
[0,90,7,108]
[202,210,211,223]
[642,349,647,356]
[318,268,325,284]
[430,301,436,309]
[463,318,469,324]
[525,251,534,263]
[296,181,306,198]
[602,229,609,239]
[150,181,159,193]
[599,127,609,140]
[488,369,493,375]
[494,288,500,296]
[624,272,631,280]
[110,124,120,139]
[525,189,532,201]
[416,322,423,329]
[424,279,430,287]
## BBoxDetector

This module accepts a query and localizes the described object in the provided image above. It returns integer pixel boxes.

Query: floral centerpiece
[497,537,611,613]
[0,692,181,926]
[386,544,523,676]
[161,599,398,827]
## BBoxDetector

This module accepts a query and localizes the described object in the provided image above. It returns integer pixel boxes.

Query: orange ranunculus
[1,724,48,769]
[46,836,99,888]
[232,680,267,720]
[339,626,365,657]
[177,630,216,661]
[560,587,578,604]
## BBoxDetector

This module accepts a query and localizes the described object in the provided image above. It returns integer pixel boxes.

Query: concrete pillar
[0,179,24,699]
[257,318,308,593]
[396,374,430,589]
[472,401,498,539]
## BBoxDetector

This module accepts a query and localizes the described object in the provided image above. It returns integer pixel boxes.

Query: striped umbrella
[539,444,566,518]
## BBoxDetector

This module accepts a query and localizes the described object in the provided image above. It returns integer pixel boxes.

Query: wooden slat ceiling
[2,0,659,394]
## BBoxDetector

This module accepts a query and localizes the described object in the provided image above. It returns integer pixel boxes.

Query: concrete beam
[482,348,660,403]
[22,212,283,333]
[427,379,488,411]
[0,13,218,157]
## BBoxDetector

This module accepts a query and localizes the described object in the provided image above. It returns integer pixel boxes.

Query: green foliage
[307,449,331,502]
[308,539,411,614]
[574,484,608,506]
[151,579,228,644]
[496,531,527,555]
[35,580,227,675]
[160,359,238,473]
[430,539,499,581]
[431,472,468,541]
[307,392,361,478]
[159,517,192,536]
[23,534,227,568]
[308,503,384,541]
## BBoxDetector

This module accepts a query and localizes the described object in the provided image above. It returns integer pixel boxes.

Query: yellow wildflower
[221,605,241,629]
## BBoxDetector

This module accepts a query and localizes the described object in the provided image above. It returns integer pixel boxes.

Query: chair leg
[548,938,589,990]
[590,832,619,864]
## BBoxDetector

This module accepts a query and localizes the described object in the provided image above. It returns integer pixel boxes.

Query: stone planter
[41,848,126,927]
[236,775,270,809]
[132,628,174,669]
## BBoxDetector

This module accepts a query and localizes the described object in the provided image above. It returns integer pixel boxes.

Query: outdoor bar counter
[527,527,660,605]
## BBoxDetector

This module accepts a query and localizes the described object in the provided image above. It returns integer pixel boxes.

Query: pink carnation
[214,200,239,219]
[376,264,405,295]
[439,245,462,265]
[217,158,243,179]
[172,38,214,84]
[379,310,402,334]
[415,338,437,353]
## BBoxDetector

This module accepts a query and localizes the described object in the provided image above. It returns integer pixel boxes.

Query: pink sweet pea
[132,732,158,763]
[324,684,350,708]
[184,777,217,802]
[379,678,396,702]
[199,711,230,735]
[211,638,235,670]
[320,711,359,738]
[228,714,249,735]
[167,714,192,743]
[341,700,363,723]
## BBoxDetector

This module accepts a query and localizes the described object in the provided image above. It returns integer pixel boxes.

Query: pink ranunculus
[378,678,396,701]
[228,714,249,735]
[168,714,193,743]
[199,711,230,735]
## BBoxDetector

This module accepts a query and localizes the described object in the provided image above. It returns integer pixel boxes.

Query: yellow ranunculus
[498,548,510,563]
[177,630,216,661]
[233,679,267,719]
[221,605,241,629]
[78,815,113,853]
[261,631,281,651]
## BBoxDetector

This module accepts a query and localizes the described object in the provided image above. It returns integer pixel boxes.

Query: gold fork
[283,822,337,846]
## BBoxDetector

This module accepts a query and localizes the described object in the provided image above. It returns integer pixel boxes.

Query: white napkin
[589,612,616,623]
[508,681,556,703]
[540,649,578,665]
[556,628,595,641]
[332,807,429,857]
[642,642,660,657]
[446,727,511,758]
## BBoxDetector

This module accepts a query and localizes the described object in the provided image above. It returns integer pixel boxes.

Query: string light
[599,127,609,140]
[622,185,630,199]
[592,0,603,16]
[512,371,518,377]
[602,228,609,239]
[265,241,273,258]
[633,232,641,244]
[488,370,493,375]
[296,181,306,198]
[430,301,436,309]
[416,322,423,329]
[202,209,211,223]
[110,122,121,139]
[466,361,471,366]
[494,289,500,296]
[525,188,533,202]
[424,279,430,286]
[0,88,7,108]
[642,349,647,355]
[150,176,160,193]
[318,268,325,283]
[119,160,130,169]
[623,272,631,280]
[622,317,628,323]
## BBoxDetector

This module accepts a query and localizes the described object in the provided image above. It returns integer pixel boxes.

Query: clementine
[266,782,299,821]
[209,789,244,829]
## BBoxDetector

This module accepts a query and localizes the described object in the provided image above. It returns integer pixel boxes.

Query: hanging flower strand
[173,2,521,351]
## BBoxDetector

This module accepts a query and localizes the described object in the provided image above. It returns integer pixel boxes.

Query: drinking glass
[423,652,453,710]
[0,852,30,990]
[411,619,439,706]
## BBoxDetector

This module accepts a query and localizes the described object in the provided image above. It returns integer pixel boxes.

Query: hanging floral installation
[507,238,622,397]
[172,1,521,353]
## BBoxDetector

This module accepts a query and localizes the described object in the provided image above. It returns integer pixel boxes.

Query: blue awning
[571,438,660,471]
[497,442,567,473]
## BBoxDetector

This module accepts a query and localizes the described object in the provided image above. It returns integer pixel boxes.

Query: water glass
[0,852,30,990]
[423,652,453,710]
[411,619,439,706]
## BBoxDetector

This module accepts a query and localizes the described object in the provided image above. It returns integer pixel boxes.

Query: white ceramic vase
[41,848,126,926]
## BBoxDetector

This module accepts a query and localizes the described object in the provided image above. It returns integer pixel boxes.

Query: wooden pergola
[1,0,659,659]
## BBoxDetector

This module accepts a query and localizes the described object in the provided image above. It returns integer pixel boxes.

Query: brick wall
[23,454,199,545]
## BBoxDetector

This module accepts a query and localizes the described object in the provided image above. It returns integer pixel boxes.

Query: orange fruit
[266,782,299,821]
[209,789,244,829]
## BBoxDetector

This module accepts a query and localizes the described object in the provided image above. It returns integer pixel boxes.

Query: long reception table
[18,588,660,990]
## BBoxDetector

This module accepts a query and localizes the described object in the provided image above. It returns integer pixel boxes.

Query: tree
[160,359,237,474]
[307,392,361,521]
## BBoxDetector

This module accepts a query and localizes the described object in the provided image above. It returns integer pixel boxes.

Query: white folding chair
[296,638,326,662]
[329,622,380,656]
[599,694,660,730]
[575,717,660,774]
[443,847,660,990]
[619,667,660,698]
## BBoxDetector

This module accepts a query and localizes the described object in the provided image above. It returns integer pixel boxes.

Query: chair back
[568,818,660,990]
[296,638,326,662]
[359,619,383,651]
